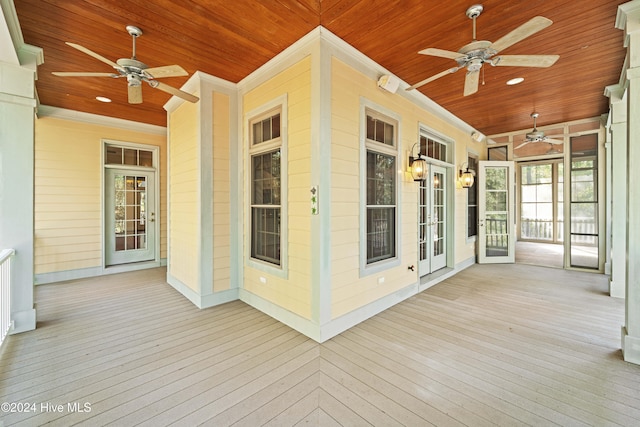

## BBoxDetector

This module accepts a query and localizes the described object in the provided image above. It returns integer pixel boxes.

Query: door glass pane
[486,213,509,257]
[484,165,510,258]
[114,174,147,252]
[557,162,564,242]
[433,172,445,257]
[570,134,598,268]
[419,180,427,262]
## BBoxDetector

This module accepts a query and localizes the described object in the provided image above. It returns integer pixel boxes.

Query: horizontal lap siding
[243,57,312,319]
[169,101,199,291]
[330,58,479,319]
[34,117,166,276]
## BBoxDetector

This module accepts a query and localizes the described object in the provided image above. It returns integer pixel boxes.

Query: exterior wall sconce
[409,143,427,181]
[459,163,475,188]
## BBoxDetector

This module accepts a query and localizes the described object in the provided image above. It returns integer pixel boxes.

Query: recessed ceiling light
[96,96,112,103]
[506,77,524,86]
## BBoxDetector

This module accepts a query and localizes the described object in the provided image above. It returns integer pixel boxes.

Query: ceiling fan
[515,112,565,149]
[52,25,199,104]
[407,4,559,96]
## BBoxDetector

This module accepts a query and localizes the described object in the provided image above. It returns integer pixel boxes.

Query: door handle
[149,212,155,222]
[479,219,484,227]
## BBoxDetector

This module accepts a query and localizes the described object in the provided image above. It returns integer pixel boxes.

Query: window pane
[367,207,395,263]
[252,150,281,205]
[253,122,262,145]
[139,150,153,167]
[384,123,394,145]
[251,207,281,265]
[272,114,281,139]
[124,149,137,165]
[262,118,271,142]
[366,151,395,205]
[366,116,375,141]
[105,146,122,164]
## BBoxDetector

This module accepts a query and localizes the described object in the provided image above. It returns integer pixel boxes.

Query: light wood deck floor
[1,264,639,426]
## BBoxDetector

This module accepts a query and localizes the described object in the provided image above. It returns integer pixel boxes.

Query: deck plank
[2,264,639,427]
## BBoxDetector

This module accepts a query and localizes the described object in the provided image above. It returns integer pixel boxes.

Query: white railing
[0,248,15,348]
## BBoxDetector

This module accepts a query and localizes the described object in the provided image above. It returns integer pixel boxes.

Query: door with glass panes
[478,161,515,263]
[105,169,156,266]
[418,164,447,275]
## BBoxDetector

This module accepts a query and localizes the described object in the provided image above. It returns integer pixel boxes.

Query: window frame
[246,98,288,276]
[360,103,401,276]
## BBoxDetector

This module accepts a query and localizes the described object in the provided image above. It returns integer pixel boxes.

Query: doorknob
[149,212,155,222]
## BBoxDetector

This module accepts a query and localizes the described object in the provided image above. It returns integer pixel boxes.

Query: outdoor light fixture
[409,143,427,181]
[459,163,475,188]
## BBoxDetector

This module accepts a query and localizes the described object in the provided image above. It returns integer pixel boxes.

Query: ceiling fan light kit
[52,25,199,105]
[407,4,559,96]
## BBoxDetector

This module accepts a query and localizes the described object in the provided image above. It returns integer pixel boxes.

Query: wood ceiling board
[14,0,627,133]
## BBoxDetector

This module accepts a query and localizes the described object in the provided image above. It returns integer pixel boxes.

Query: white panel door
[478,161,515,263]
[105,169,156,266]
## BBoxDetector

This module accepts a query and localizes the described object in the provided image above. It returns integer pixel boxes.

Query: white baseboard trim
[35,261,164,285]
[318,280,419,343]
[9,308,36,334]
[239,289,320,341]
[609,279,625,299]
[35,266,103,285]
[238,257,474,343]
[166,273,238,309]
[622,326,640,365]
[166,273,203,308]
[200,289,239,308]
[419,255,475,292]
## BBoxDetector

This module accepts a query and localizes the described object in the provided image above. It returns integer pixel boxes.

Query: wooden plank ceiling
[14,0,627,135]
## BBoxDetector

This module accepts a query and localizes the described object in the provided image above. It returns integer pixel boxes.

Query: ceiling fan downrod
[126,25,143,60]
[466,4,484,41]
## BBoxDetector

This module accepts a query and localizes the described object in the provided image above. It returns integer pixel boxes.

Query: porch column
[617,0,640,365]
[0,1,42,333]
[604,84,626,299]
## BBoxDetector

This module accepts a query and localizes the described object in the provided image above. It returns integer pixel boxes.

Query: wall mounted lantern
[409,143,427,181]
[459,163,475,188]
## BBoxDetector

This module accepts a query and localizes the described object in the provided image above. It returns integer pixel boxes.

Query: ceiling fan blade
[463,70,480,96]
[144,65,189,78]
[152,81,199,103]
[128,85,143,104]
[515,141,531,149]
[52,72,119,77]
[490,16,553,53]
[407,67,461,91]
[65,42,120,69]
[544,138,564,144]
[418,48,462,60]
[494,54,559,68]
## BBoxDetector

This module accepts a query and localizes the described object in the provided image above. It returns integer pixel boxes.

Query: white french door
[478,161,515,263]
[418,164,448,275]
[105,169,156,266]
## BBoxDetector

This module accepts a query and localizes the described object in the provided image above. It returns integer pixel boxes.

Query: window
[365,111,397,265]
[250,109,282,266]
[520,163,554,241]
[467,154,478,238]
[105,143,153,167]
[420,134,447,162]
